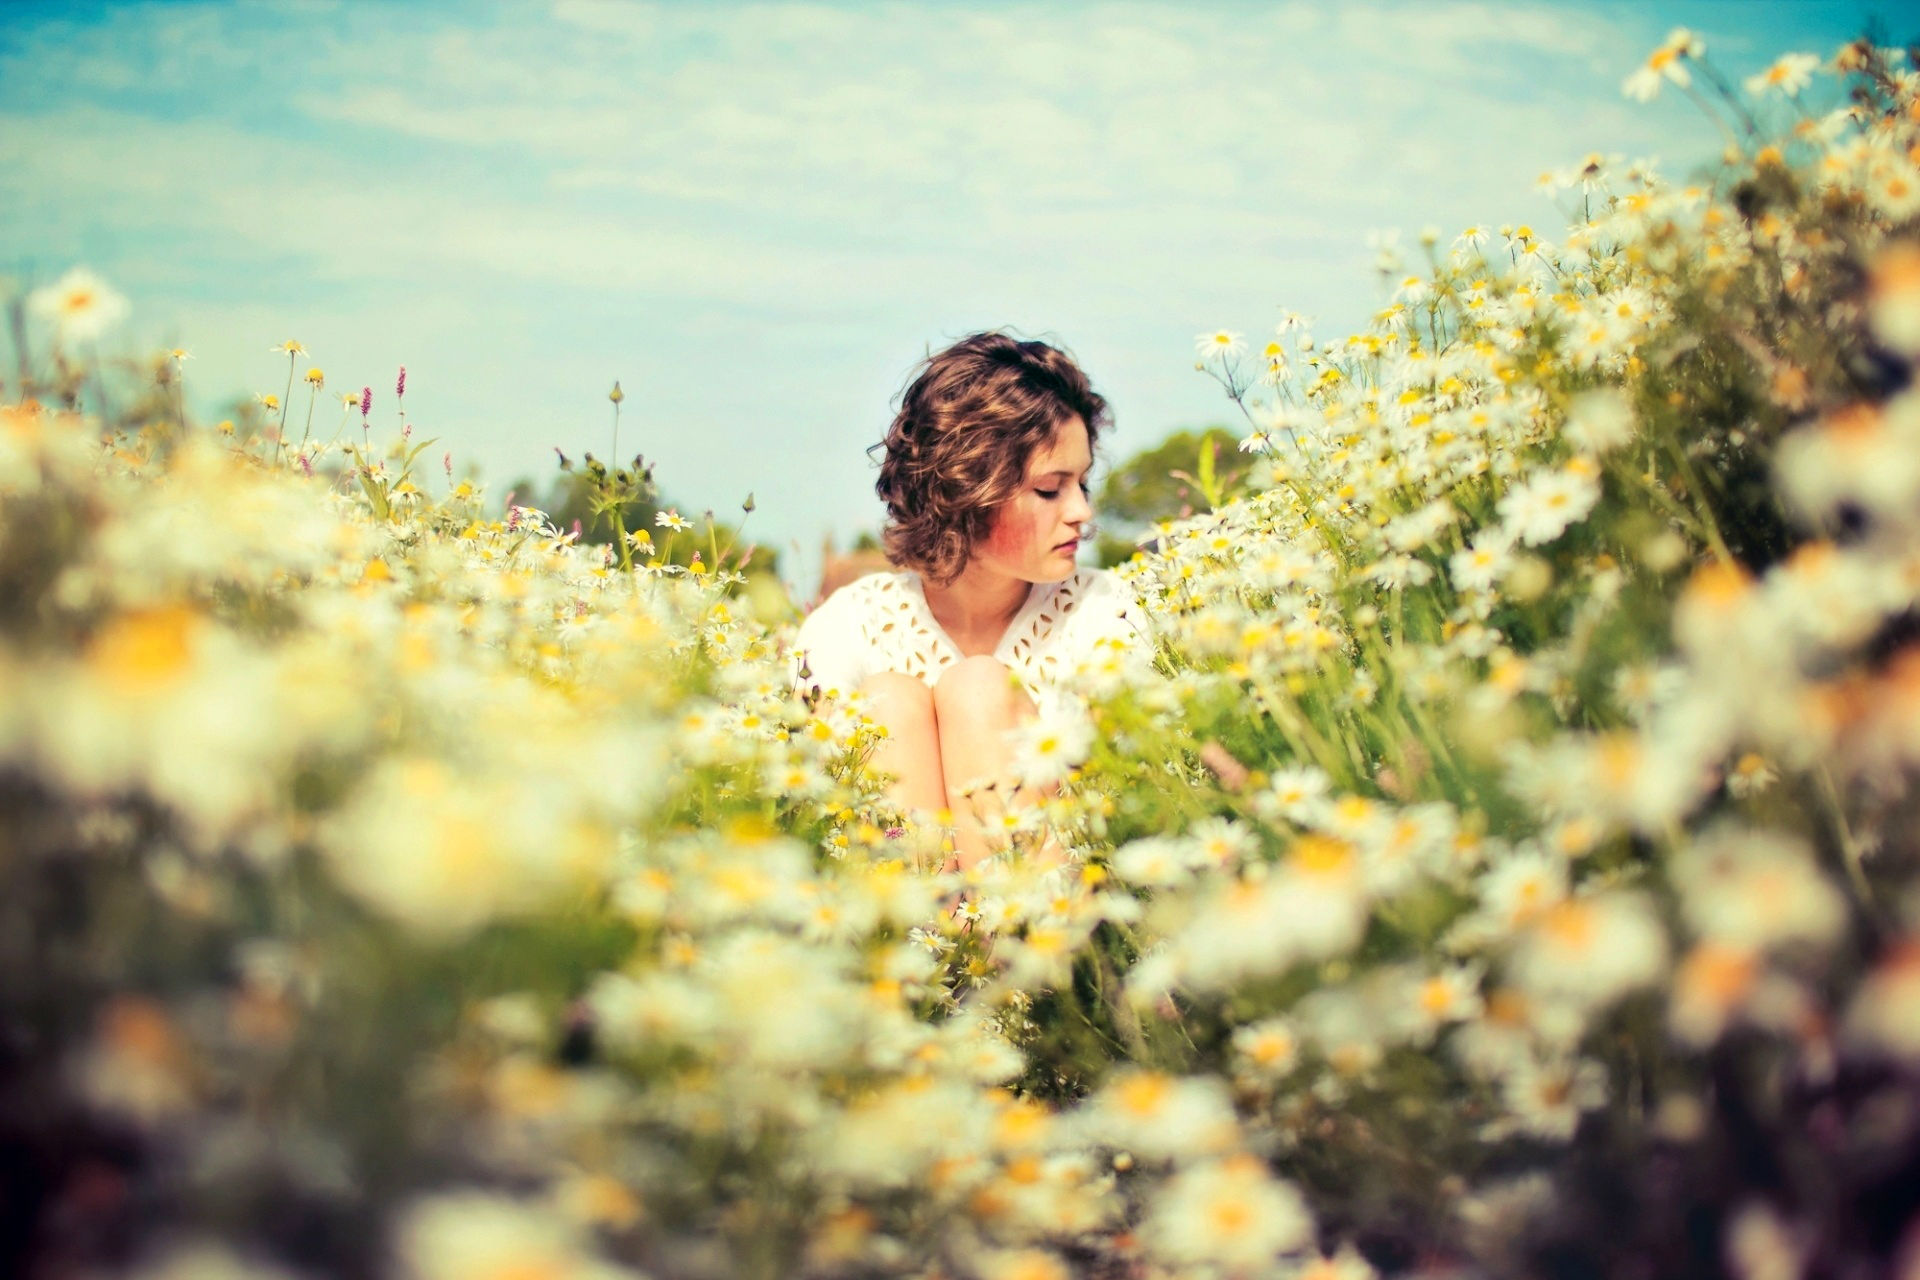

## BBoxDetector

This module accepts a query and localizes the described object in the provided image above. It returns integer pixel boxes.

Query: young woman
[791,331,1145,870]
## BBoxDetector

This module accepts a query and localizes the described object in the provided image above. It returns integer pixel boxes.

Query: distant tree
[1093,425,1250,566]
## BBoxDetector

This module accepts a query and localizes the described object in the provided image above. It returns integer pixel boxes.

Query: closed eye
[1036,482,1093,499]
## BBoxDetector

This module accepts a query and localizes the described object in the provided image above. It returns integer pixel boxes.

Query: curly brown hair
[871,331,1111,586]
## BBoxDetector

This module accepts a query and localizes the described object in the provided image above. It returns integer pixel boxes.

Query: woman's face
[973,414,1094,582]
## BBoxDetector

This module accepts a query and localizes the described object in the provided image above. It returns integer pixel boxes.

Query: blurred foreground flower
[28,266,129,344]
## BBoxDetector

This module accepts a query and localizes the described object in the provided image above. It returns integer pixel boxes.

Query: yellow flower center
[88,606,200,696]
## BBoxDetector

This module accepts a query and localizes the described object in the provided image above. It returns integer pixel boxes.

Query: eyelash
[1036,482,1092,500]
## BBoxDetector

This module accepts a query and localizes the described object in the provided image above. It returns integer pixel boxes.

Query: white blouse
[790,566,1146,699]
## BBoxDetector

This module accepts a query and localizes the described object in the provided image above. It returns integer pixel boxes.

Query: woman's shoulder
[1075,564,1133,590]
[807,569,910,620]
[792,571,912,696]
[1044,565,1150,654]
[1056,565,1143,609]
[794,570,914,649]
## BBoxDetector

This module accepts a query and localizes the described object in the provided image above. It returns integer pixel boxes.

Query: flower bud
[1506,555,1553,602]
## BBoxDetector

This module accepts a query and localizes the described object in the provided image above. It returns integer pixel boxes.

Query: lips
[1054,539,1080,553]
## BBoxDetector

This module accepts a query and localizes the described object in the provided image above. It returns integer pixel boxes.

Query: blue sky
[0,0,1899,595]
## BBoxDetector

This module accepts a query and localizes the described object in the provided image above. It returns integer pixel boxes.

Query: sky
[0,0,1902,597]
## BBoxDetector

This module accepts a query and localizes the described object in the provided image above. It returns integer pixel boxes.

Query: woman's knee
[932,656,1031,723]
[858,671,937,736]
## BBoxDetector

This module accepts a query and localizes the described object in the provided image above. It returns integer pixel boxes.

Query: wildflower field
[6,33,1920,1280]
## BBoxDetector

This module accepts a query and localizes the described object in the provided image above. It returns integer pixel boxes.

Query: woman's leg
[856,671,949,825]
[931,656,1043,870]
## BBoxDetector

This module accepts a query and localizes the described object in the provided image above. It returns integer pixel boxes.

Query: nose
[1064,487,1092,529]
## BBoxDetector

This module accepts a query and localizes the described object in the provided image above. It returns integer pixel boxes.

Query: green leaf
[1196,436,1222,508]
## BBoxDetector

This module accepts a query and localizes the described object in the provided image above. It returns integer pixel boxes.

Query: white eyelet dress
[789,566,1149,705]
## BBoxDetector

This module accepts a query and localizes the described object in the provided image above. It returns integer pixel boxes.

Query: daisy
[1361,803,1456,895]
[1362,553,1434,590]
[1623,28,1703,102]
[1496,466,1600,546]
[1611,661,1685,721]
[1188,816,1257,868]
[1866,157,1920,226]
[1668,940,1760,1046]
[1083,1069,1239,1161]
[1843,942,1920,1064]
[1113,836,1198,886]
[1498,1055,1608,1139]
[1563,386,1636,454]
[1743,52,1818,97]
[74,997,192,1122]
[1258,348,1291,388]
[1231,1017,1301,1080]
[1407,965,1485,1039]
[1195,329,1245,361]
[1724,752,1778,798]
[1450,533,1515,593]
[1509,890,1669,1014]
[1254,763,1333,825]
[1171,861,1364,989]
[397,1192,645,1280]
[1288,1244,1378,1280]
[1725,1205,1809,1280]
[1143,1154,1313,1271]
[28,267,130,344]
[1774,400,1920,527]
[1477,849,1569,931]
[655,508,692,531]
[1868,239,1920,356]
[1670,825,1845,952]
[1382,498,1456,552]
[976,1249,1073,1280]
[1008,699,1093,789]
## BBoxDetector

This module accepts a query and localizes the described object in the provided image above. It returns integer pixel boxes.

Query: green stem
[299,383,317,453]
[1250,675,1350,784]
[275,353,293,465]
[1658,433,1734,564]
[1814,764,1872,906]
[90,346,113,429]
[611,506,634,573]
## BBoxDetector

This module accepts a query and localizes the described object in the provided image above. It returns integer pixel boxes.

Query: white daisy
[1743,52,1818,97]
[29,267,130,344]
[1195,329,1246,361]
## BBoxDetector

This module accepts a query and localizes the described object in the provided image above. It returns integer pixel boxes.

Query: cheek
[981,500,1050,559]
